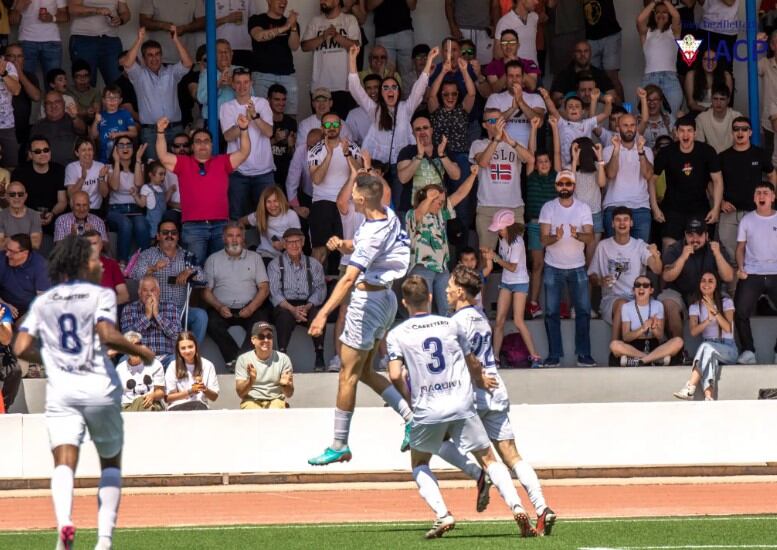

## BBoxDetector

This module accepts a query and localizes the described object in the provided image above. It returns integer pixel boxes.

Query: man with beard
[202,222,271,371]
[538,170,596,367]
[653,117,724,250]
[659,218,734,345]
[602,113,654,243]
[268,84,297,187]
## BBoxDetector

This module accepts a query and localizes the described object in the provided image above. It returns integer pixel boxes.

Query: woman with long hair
[164,332,220,411]
[684,49,733,115]
[674,272,737,401]
[347,43,439,213]
[105,138,150,264]
[637,0,683,116]
[239,185,301,261]
[637,84,675,149]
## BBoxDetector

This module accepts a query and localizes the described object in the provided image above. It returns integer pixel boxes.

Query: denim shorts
[526,221,542,251]
[592,211,604,234]
[499,281,529,294]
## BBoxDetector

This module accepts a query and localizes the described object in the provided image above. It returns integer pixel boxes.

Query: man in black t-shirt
[268,84,297,190]
[582,0,623,102]
[717,116,777,265]
[653,117,723,248]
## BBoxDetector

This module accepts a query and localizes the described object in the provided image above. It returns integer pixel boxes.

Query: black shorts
[308,200,343,248]
[662,210,707,241]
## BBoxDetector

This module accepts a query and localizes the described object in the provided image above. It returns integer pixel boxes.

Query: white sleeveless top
[644,28,678,75]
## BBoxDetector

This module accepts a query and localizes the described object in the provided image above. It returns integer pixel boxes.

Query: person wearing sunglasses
[609,275,684,367]
[0,181,42,250]
[235,321,294,409]
[485,29,541,94]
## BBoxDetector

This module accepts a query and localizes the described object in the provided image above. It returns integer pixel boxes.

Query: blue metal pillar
[206,0,219,153]
[746,0,761,145]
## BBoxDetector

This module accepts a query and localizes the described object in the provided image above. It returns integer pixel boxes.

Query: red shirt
[100,256,125,290]
[173,154,233,223]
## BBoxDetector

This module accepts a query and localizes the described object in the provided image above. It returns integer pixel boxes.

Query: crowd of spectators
[4,0,777,411]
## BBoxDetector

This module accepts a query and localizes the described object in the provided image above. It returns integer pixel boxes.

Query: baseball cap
[251,321,275,337]
[555,170,576,184]
[685,217,706,234]
[412,44,430,58]
[488,209,515,232]
[283,227,305,239]
[312,87,332,101]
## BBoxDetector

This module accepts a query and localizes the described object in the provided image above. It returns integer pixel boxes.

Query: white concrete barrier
[2,400,776,480]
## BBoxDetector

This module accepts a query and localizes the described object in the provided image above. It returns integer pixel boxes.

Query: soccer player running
[14,236,155,550]
[308,173,413,465]
[442,265,557,536]
[386,275,537,539]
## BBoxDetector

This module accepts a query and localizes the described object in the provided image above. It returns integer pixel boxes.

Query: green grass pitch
[2,516,777,549]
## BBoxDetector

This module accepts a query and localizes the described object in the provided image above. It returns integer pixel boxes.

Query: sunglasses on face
[159,229,178,236]
[733,126,751,132]
[634,282,652,289]
[556,182,574,188]
[382,84,399,91]
[31,147,50,154]
[461,48,475,55]
[501,40,517,46]
[322,121,341,129]
[253,333,273,341]
[6,192,26,198]
[116,142,133,149]
[172,142,189,149]
[233,67,251,75]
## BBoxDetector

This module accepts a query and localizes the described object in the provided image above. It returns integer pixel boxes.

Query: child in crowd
[143,161,172,237]
[42,68,77,117]
[567,138,606,264]
[91,85,137,163]
[457,246,486,312]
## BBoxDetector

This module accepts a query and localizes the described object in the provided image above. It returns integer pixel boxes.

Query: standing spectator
[31,91,85,167]
[240,185,301,262]
[122,27,193,149]
[602,114,654,243]
[114,50,140,122]
[142,160,171,237]
[268,84,297,187]
[484,29,541,93]
[718,116,777,264]
[165,332,219,411]
[90,85,138,164]
[196,39,241,111]
[734,182,777,364]
[0,302,19,410]
[4,44,41,159]
[64,137,108,213]
[249,0,300,116]
[367,0,415,78]
[546,0,586,76]
[0,182,42,249]
[444,0,499,65]
[684,49,733,116]
[402,43,430,96]
[53,190,108,243]
[549,39,614,107]
[296,87,354,147]
[0,233,50,318]
[484,61,544,147]
[495,0,539,65]
[539,170,596,367]
[698,0,740,72]
[302,0,361,118]
[637,0,683,117]
[758,30,777,156]
[695,86,742,153]
[637,84,674,149]
[155,113,250,266]
[581,0,623,101]
[10,0,68,78]
[219,67,275,221]
[138,0,204,64]
[115,332,165,412]
[346,74,380,145]
[68,0,130,87]
[267,227,328,370]
[470,112,531,251]
[120,275,181,360]
[428,38,482,98]
[235,321,294,409]
[106,139,150,265]
[85,229,129,305]
[213,0,255,70]
[202,223,271,369]
[0,54,20,170]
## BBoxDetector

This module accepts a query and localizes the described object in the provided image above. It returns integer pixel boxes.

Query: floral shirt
[405,200,455,274]
[431,104,469,153]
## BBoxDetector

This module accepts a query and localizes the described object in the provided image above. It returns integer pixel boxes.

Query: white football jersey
[348,207,410,286]
[21,281,121,406]
[451,306,510,412]
[386,313,476,425]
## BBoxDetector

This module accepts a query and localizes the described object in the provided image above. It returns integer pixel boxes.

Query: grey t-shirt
[204,249,269,310]
[454,0,491,29]
[235,349,292,402]
[0,208,42,238]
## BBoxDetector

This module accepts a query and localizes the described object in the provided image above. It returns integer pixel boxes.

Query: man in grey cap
[235,321,294,409]
[266,227,329,370]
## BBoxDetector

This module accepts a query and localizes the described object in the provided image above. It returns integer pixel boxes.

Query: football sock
[437,440,482,480]
[412,465,448,518]
[51,465,74,530]
[97,467,121,544]
[380,386,412,422]
[513,460,546,515]
[332,408,353,450]
[487,462,523,512]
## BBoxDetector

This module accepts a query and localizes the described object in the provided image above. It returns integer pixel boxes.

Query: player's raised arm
[13,331,42,364]
[96,321,155,365]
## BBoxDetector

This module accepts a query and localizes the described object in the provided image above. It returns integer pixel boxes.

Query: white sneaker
[673,383,696,400]
[326,356,341,373]
[425,513,455,539]
[737,350,756,364]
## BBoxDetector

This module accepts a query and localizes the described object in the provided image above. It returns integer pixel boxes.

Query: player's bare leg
[410,449,455,539]
[52,445,79,550]
[95,453,122,550]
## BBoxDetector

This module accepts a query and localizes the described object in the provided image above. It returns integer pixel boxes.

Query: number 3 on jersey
[58,314,82,354]
[422,337,446,374]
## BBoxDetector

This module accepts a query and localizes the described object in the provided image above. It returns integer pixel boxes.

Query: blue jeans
[543,264,591,360]
[642,71,683,118]
[106,206,151,262]
[375,29,414,79]
[185,306,208,346]
[410,264,450,315]
[228,171,275,220]
[252,72,299,115]
[182,220,227,266]
[603,206,651,243]
[68,34,122,88]
[21,41,62,78]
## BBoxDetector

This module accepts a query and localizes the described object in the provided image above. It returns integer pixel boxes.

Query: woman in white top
[64,137,108,212]
[347,44,439,212]
[684,49,733,116]
[105,138,150,263]
[482,209,541,368]
[165,332,220,411]
[637,0,683,117]
[239,185,301,263]
[674,272,737,401]
[609,275,684,367]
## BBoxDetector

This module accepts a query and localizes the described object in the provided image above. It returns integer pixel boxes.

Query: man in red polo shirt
[155,114,251,265]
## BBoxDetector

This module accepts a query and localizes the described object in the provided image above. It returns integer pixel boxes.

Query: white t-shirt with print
[64,160,106,209]
[469,139,524,208]
[588,236,652,297]
[307,140,361,202]
[302,13,361,92]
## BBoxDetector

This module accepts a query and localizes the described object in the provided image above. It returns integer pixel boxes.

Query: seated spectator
[684,49,733,116]
[115,331,165,411]
[0,233,50,319]
[637,0,683,118]
[268,84,297,186]
[165,332,219,411]
[0,302,19,411]
[674,272,736,400]
[120,275,181,362]
[53,190,109,244]
[0,54,21,171]
[85,230,129,306]
[40,68,76,117]
[240,185,301,261]
[359,44,402,84]
[11,136,67,237]
[484,29,540,93]
[550,40,615,107]
[129,220,207,344]
[197,39,242,110]
[68,60,101,126]
[695,86,741,153]
[609,275,684,367]
[31,90,85,167]
[637,85,675,150]
[235,321,294,409]
[90,84,138,163]
[106,139,150,265]
[64,137,108,214]
[203,222,271,369]
[267,228,328,370]
[0,182,42,249]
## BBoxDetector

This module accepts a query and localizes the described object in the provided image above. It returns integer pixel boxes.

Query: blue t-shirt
[97,109,136,163]
[0,253,51,314]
